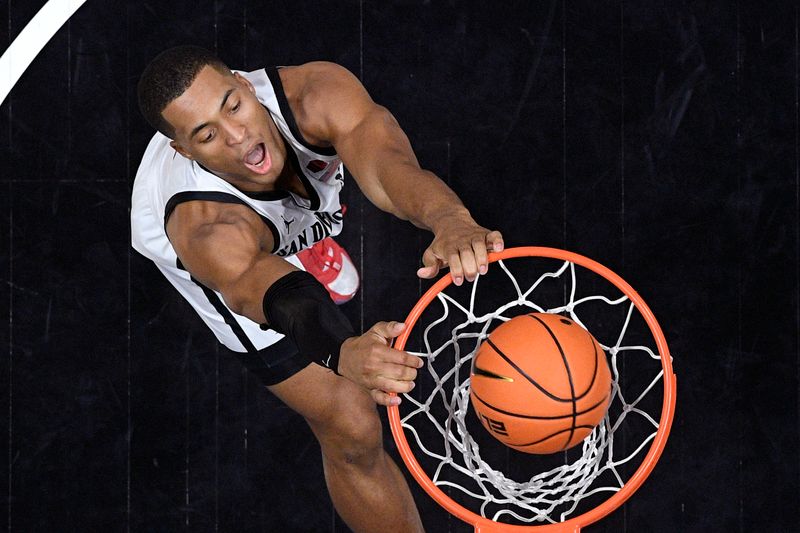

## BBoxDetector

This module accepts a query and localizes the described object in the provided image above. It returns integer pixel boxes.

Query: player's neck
[274,167,310,199]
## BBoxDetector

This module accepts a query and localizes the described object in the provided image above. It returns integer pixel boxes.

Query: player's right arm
[166,200,295,323]
[166,201,421,405]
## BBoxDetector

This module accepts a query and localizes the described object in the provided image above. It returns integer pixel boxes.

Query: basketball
[469,312,612,454]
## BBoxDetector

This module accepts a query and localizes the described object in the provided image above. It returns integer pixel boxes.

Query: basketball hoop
[388,247,676,532]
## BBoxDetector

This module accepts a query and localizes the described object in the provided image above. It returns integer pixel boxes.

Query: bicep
[167,203,297,322]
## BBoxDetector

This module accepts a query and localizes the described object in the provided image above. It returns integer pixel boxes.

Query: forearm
[337,107,475,232]
[262,270,354,373]
[376,163,475,233]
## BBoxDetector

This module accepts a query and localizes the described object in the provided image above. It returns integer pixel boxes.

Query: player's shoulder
[131,133,177,210]
[278,62,364,107]
[135,131,172,172]
[279,62,371,140]
[281,61,358,85]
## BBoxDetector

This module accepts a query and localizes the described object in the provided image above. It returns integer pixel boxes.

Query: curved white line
[0,0,88,106]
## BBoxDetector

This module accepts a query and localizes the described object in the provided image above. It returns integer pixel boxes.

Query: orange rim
[387,247,677,532]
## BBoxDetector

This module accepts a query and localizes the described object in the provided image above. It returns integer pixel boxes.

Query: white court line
[0,0,88,106]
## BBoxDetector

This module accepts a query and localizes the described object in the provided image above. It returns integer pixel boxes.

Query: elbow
[375,196,406,220]
[221,287,252,319]
[223,294,246,317]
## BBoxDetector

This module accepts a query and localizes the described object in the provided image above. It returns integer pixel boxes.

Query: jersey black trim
[164,190,281,252]
[174,257,260,353]
[265,67,338,156]
[195,161,291,202]
[283,138,322,211]
[239,189,291,201]
[197,279,259,353]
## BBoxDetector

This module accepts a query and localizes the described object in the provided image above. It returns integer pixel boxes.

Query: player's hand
[417,212,504,286]
[338,321,424,406]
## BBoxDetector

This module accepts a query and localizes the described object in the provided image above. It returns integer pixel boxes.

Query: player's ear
[234,71,256,94]
[170,140,193,160]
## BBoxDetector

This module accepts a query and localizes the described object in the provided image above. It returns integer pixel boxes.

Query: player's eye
[201,130,215,143]
[231,101,241,112]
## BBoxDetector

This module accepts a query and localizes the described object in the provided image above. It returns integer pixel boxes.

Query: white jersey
[131,67,345,353]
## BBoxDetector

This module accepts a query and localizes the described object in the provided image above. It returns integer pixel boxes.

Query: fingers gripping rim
[387,246,677,532]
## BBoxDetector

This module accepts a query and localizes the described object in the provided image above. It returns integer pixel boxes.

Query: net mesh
[397,257,670,526]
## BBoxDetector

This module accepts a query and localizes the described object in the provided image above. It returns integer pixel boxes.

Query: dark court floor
[1,1,798,531]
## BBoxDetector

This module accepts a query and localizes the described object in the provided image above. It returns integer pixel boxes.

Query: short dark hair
[137,45,230,138]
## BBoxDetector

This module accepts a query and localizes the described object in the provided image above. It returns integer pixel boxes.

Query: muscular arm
[294,63,461,228]
[166,200,296,323]
[166,200,421,405]
[289,62,504,284]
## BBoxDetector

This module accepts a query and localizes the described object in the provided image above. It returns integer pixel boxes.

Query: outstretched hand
[338,321,424,406]
[417,213,504,285]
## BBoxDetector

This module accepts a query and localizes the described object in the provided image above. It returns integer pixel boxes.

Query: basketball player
[131,46,503,532]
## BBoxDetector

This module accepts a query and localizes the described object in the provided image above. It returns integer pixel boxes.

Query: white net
[396,256,671,526]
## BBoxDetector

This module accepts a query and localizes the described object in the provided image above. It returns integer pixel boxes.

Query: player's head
[137,45,287,188]
[137,46,229,138]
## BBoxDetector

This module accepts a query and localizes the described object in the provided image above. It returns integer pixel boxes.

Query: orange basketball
[469,313,612,454]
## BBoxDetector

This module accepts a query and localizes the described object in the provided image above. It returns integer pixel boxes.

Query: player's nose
[224,122,246,145]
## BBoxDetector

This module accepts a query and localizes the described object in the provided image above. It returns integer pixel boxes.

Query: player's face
[162,65,288,190]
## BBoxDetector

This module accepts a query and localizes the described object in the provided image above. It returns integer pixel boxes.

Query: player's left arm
[298,62,504,285]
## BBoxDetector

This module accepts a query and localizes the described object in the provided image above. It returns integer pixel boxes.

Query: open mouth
[243,142,271,174]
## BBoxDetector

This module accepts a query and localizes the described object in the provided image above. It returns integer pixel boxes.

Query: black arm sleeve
[261,270,355,374]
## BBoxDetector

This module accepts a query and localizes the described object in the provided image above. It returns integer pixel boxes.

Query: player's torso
[130,67,348,352]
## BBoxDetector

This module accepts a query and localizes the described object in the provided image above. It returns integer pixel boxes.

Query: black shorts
[223,337,313,386]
